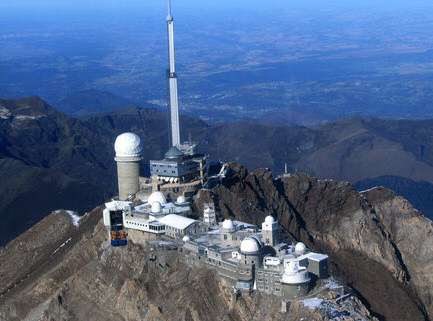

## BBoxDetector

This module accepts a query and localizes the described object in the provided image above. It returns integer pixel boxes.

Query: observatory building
[114,132,143,201]
[102,0,332,307]
[111,0,208,204]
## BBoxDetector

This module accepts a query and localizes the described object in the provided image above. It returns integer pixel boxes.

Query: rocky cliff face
[192,163,433,321]
[0,205,374,321]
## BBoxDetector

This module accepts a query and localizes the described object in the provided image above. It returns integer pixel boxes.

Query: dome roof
[148,191,167,205]
[240,236,262,254]
[295,242,307,255]
[176,195,186,203]
[114,132,142,157]
[222,219,235,229]
[164,146,184,159]
[182,235,190,242]
[151,201,162,213]
[265,215,275,224]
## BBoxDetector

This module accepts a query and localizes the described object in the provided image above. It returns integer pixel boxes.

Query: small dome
[177,195,186,203]
[151,201,162,213]
[114,132,142,157]
[295,242,307,255]
[164,146,184,159]
[240,236,262,254]
[148,191,167,205]
[265,215,275,224]
[222,219,235,230]
[182,235,190,242]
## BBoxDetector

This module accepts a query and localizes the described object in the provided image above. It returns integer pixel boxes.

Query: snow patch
[301,298,323,310]
[359,186,381,193]
[14,115,45,120]
[325,279,343,290]
[0,106,11,119]
[55,209,81,227]
[66,210,80,227]
[51,237,72,256]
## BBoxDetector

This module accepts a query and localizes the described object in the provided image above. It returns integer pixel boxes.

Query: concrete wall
[308,257,329,279]
[256,270,283,296]
[282,282,310,299]
[128,229,159,245]
[117,161,140,200]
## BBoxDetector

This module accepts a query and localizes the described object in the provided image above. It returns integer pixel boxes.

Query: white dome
[148,191,167,205]
[295,242,307,255]
[222,219,235,229]
[177,195,186,203]
[265,215,275,224]
[151,201,162,213]
[182,235,190,242]
[240,237,262,254]
[114,132,142,157]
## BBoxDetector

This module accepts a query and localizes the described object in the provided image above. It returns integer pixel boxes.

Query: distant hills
[2,96,433,245]
[56,89,133,118]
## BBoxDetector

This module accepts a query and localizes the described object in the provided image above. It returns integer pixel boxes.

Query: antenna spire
[166,0,180,147]
[167,0,173,21]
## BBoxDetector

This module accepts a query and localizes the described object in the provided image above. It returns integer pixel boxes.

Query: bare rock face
[0,197,374,321]
[363,187,433,319]
[193,163,433,321]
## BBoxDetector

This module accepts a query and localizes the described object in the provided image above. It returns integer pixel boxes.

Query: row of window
[149,225,164,231]
[127,221,148,228]
[153,169,177,174]
[152,164,177,168]
[258,285,281,292]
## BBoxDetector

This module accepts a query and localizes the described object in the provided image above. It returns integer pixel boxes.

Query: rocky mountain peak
[193,162,433,320]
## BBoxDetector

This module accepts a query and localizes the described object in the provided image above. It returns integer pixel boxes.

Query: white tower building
[262,215,279,246]
[114,132,143,201]
[166,0,181,147]
[203,203,217,227]
[281,261,311,298]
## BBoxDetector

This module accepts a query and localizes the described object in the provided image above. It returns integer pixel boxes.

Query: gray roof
[164,146,184,159]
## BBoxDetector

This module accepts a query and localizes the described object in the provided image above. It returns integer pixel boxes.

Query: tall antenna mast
[166,0,181,147]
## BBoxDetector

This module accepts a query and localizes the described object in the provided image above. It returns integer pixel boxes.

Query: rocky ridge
[0,204,373,321]
[192,163,433,321]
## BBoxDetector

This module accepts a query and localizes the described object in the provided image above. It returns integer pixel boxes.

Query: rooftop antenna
[166,0,181,147]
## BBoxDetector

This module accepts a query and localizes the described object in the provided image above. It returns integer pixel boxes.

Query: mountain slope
[0,96,116,245]
[56,89,132,118]
[3,96,433,246]
[192,163,433,320]
[0,175,378,321]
